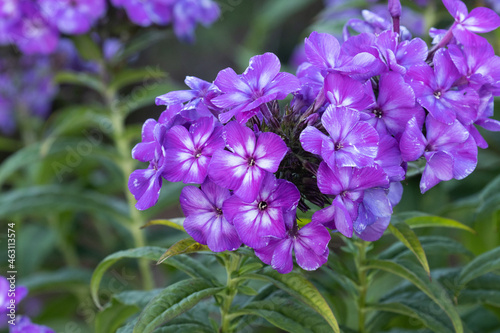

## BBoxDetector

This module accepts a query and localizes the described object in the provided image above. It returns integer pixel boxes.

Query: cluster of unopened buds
[129,0,500,273]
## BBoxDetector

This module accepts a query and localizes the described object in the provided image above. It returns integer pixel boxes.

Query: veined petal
[243,52,281,91]
[208,149,247,191]
[165,125,195,151]
[214,67,251,94]
[129,168,162,210]
[233,165,265,202]
[206,216,242,252]
[420,151,454,193]
[304,31,340,70]
[179,185,214,216]
[224,121,256,157]
[399,117,426,162]
[271,238,294,274]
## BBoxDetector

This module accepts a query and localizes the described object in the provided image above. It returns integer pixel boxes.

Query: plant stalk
[105,87,155,291]
[220,253,241,333]
[355,240,368,333]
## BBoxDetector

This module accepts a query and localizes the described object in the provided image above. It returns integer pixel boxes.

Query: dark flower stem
[260,103,280,130]
[392,16,401,40]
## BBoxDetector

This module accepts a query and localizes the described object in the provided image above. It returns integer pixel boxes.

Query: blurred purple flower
[39,0,106,35]
[10,316,54,333]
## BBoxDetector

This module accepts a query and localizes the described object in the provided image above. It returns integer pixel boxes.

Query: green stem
[220,254,242,333]
[355,240,368,333]
[105,87,154,291]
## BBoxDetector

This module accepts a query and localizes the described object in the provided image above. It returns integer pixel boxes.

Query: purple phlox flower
[1,276,28,328]
[354,188,393,241]
[363,71,425,136]
[442,0,500,42]
[254,210,330,274]
[304,31,384,80]
[312,162,389,237]
[156,76,219,119]
[129,122,168,210]
[448,33,500,91]
[208,121,288,202]
[375,133,405,182]
[374,30,428,74]
[11,1,59,55]
[291,62,324,113]
[406,48,479,125]
[111,0,173,27]
[171,0,220,42]
[400,116,478,193]
[212,52,300,124]
[10,316,54,333]
[222,173,300,248]
[163,117,225,184]
[39,0,106,35]
[103,38,123,61]
[180,181,241,252]
[300,100,379,169]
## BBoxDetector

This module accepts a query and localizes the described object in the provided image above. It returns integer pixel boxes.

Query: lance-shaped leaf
[233,295,330,333]
[366,301,454,333]
[95,298,140,333]
[157,238,210,265]
[365,259,463,333]
[393,212,475,233]
[458,246,500,286]
[133,278,223,333]
[245,267,340,333]
[91,247,165,309]
[388,221,430,276]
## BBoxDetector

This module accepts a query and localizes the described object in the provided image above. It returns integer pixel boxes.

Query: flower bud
[388,0,402,18]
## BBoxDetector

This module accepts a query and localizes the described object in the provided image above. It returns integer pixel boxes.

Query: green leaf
[113,289,163,309]
[133,278,223,333]
[16,224,57,275]
[42,105,110,139]
[0,185,129,224]
[55,71,105,92]
[246,267,340,333]
[379,236,472,261]
[141,218,185,232]
[233,295,331,333]
[395,212,475,233]
[366,301,454,333]
[365,259,463,333]
[154,323,213,333]
[388,221,430,276]
[458,246,500,285]
[110,67,168,91]
[0,138,118,186]
[95,298,139,333]
[91,247,166,309]
[157,238,210,264]
[19,268,91,292]
[458,273,500,307]
[71,34,102,61]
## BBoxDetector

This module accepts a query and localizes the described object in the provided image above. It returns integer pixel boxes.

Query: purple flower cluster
[130,0,500,273]
[0,0,219,54]
[0,0,105,54]
[111,0,220,42]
